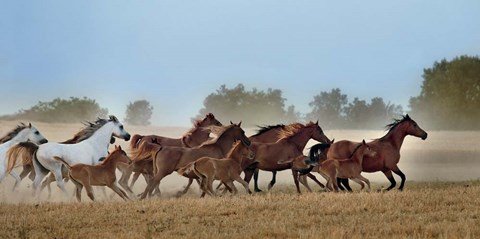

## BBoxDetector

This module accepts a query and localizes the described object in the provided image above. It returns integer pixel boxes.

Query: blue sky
[1,1,479,126]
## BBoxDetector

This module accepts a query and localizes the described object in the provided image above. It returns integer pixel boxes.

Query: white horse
[7,115,130,197]
[0,123,48,190]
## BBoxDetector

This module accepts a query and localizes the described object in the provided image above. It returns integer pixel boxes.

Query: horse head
[24,123,48,144]
[108,115,131,141]
[308,120,331,144]
[403,114,428,140]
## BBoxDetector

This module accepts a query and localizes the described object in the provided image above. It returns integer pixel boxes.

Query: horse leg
[306,173,325,189]
[140,170,167,200]
[338,178,352,192]
[70,178,83,202]
[267,171,277,191]
[85,184,95,201]
[12,165,33,191]
[31,159,49,198]
[351,178,365,191]
[118,167,135,195]
[225,181,238,196]
[383,170,397,191]
[9,171,22,192]
[129,171,141,188]
[233,175,252,194]
[53,168,69,198]
[108,183,130,201]
[40,173,55,199]
[253,168,263,192]
[357,174,371,192]
[298,175,312,192]
[292,170,301,194]
[392,166,406,191]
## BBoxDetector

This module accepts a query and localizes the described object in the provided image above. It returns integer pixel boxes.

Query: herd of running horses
[0,113,428,201]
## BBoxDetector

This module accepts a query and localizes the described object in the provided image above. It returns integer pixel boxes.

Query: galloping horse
[124,113,222,193]
[327,114,427,191]
[6,115,130,197]
[0,123,48,190]
[244,121,331,193]
[248,123,329,192]
[129,113,222,149]
[139,122,250,199]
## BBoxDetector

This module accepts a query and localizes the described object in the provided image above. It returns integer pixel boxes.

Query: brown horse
[129,113,222,149]
[139,122,250,199]
[125,113,222,190]
[327,114,428,191]
[179,140,255,196]
[244,121,331,193]
[248,123,328,192]
[320,140,376,192]
[54,145,132,202]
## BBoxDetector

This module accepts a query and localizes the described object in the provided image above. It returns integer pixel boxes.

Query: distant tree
[409,55,480,129]
[125,100,153,126]
[197,84,288,126]
[344,97,403,129]
[284,105,302,123]
[306,88,348,128]
[0,97,108,123]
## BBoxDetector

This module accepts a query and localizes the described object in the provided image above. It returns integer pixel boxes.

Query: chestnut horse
[244,121,331,193]
[248,123,328,192]
[139,123,250,199]
[327,114,427,191]
[179,140,255,196]
[125,113,222,191]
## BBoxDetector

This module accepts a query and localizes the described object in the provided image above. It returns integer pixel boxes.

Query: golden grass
[1,181,480,239]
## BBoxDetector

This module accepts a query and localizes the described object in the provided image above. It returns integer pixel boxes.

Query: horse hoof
[254,189,263,193]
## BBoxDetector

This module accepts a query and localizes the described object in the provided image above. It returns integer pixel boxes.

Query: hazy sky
[1,1,479,126]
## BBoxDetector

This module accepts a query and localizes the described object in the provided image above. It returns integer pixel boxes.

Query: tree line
[1,55,478,129]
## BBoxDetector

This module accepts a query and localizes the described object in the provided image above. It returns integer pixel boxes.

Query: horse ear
[315,120,319,125]
[28,123,32,128]
[230,120,234,125]
[331,139,335,144]
[118,145,122,150]
[362,139,366,145]
[405,114,411,120]
[238,121,242,127]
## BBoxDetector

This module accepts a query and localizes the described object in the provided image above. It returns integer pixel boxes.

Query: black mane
[251,124,285,137]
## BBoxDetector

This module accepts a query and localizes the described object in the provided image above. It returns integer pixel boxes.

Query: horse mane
[251,124,286,137]
[0,123,28,144]
[60,115,118,144]
[199,125,234,146]
[130,139,161,161]
[379,115,412,141]
[348,143,363,159]
[277,123,304,140]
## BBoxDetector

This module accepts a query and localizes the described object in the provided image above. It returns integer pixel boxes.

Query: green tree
[197,84,289,126]
[344,97,403,129]
[409,55,480,129]
[306,88,348,128]
[125,100,153,126]
[0,97,108,123]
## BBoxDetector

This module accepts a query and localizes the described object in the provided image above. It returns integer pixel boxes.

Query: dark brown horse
[327,114,427,191]
[248,123,328,192]
[139,123,250,199]
[244,121,331,193]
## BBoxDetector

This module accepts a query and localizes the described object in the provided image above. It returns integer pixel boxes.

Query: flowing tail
[130,134,144,149]
[6,142,39,174]
[52,156,72,171]
[177,162,196,177]
[308,143,331,163]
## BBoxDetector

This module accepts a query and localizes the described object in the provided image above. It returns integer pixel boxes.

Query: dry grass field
[1,121,480,238]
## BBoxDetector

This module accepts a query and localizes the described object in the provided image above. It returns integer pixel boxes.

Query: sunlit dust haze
[1,1,479,126]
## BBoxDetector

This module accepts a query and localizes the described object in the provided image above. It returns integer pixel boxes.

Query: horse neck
[3,130,29,147]
[100,155,119,171]
[382,123,409,150]
[211,131,238,156]
[85,122,114,153]
[226,145,244,164]
[285,128,311,152]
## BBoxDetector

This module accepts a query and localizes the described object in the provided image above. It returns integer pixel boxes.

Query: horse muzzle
[40,139,48,144]
[123,133,131,141]
[421,133,428,140]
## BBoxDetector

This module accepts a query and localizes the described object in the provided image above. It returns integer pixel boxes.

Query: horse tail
[6,142,38,174]
[308,143,331,163]
[177,162,194,177]
[130,134,144,149]
[52,156,72,171]
[191,161,205,180]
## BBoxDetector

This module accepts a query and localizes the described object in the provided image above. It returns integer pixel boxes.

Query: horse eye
[35,131,40,135]
[119,125,124,130]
